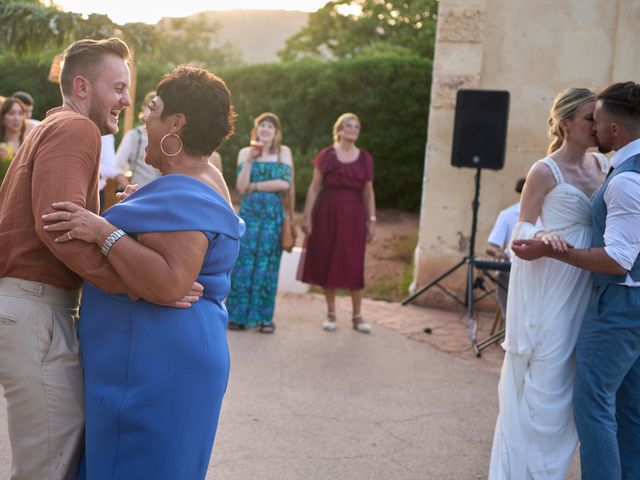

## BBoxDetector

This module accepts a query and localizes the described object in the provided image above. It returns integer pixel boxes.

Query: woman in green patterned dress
[226,112,295,333]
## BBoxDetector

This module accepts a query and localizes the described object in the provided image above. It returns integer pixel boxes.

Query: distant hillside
[162,10,309,64]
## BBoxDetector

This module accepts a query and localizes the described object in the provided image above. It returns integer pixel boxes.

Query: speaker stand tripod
[401,168,491,345]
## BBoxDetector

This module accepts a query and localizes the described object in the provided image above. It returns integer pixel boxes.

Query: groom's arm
[552,247,625,274]
[511,241,626,274]
[513,173,640,275]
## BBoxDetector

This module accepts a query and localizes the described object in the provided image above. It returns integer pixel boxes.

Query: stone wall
[411,0,640,308]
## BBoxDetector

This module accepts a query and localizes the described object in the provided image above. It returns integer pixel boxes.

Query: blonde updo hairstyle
[332,112,360,143]
[547,87,596,155]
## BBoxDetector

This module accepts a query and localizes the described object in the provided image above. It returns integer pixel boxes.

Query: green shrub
[215,55,431,211]
[0,53,62,120]
[1,54,431,210]
[0,160,12,185]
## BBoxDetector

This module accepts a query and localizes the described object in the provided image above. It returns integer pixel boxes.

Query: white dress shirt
[603,137,640,286]
[98,134,118,191]
[488,203,519,255]
[114,127,161,187]
[489,202,542,259]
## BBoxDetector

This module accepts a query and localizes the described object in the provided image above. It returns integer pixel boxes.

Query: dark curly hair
[156,65,236,156]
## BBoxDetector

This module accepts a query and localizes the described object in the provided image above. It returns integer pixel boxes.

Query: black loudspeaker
[451,89,510,170]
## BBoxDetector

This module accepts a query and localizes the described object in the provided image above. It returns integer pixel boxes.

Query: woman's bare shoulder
[279,145,293,165]
[527,159,555,181]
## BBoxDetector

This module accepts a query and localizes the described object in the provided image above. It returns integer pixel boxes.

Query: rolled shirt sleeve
[603,172,640,270]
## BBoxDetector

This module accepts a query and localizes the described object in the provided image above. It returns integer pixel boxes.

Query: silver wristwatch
[101,229,126,256]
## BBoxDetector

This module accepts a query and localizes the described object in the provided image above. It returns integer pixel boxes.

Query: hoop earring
[160,133,183,157]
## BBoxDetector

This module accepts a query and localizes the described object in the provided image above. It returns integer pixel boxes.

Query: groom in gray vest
[512,81,640,480]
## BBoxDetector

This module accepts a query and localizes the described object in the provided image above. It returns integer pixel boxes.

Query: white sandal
[352,314,371,334]
[323,311,337,331]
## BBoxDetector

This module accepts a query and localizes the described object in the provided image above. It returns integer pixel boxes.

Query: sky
[51,0,330,25]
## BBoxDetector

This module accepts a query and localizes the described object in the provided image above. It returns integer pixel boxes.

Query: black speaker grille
[451,90,510,170]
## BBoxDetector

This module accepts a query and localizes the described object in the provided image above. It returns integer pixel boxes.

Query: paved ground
[0,292,579,479]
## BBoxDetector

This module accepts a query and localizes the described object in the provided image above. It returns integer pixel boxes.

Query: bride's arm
[513,162,571,252]
[517,162,554,228]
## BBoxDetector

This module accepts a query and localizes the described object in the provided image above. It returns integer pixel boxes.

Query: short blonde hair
[60,38,130,96]
[332,113,360,143]
[251,112,282,154]
[547,87,596,154]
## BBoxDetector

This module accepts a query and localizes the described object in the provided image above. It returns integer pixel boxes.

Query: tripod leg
[401,258,467,305]
[465,170,482,345]
[475,329,506,357]
[466,259,479,343]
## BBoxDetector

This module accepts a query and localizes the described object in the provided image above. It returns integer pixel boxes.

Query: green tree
[0,0,81,57]
[152,16,242,68]
[278,0,439,61]
[0,1,240,68]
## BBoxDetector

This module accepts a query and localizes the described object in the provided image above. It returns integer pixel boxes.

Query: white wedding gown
[489,156,608,479]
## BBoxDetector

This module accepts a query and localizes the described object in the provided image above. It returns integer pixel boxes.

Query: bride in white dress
[489,87,608,479]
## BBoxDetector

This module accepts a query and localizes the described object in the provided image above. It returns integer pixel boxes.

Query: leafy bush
[0,54,431,210]
[216,54,431,210]
[0,160,12,185]
[0,53,62,120]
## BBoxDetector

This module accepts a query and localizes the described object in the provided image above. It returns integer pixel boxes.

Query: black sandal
[228,322,245,331]
[259,323,275,334]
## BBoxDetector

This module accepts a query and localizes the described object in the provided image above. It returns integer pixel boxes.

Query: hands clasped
[539,232,573,253]
[511,239,549,261]
[511,237,574,261]
[42,201,111,244]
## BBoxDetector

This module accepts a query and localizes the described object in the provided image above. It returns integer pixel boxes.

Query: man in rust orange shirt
[0,38,173,480]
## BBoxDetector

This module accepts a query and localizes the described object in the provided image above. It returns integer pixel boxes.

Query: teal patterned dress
[226,161,291,327]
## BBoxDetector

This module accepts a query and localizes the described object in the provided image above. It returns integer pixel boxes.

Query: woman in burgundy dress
[299,113,376,332]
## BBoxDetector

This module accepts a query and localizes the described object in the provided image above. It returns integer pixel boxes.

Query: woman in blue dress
[42,66,242,479]
[226,112,295,333]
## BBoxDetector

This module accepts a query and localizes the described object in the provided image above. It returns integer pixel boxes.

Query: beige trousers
[0,277,83,480]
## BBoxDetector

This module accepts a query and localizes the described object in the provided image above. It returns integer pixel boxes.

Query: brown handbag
[280,188,297,252]
[277,148,296,252]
